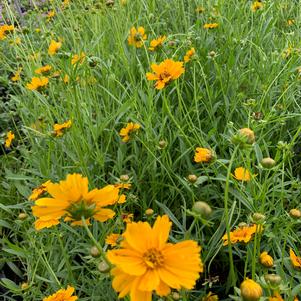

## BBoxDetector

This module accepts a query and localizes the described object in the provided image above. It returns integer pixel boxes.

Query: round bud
[261,157,276,169]
[259,252,273,268]
[238,222,248,228]
[240,278,263,301]
[21,282,29,290]
[106,0,114,7]
[145,208,154,216]
[158,140,167,149]
[90,246,100,257]
[120,174,129,182]
[187,174,198,183]
[97,260,110,273]
[171,292,180,300]
[18,213,28,220]
[192,201,212,217]
[238,128,255,144]
[208,51,217,58]
[264,274,282,286]
[252,213,266,223]
[290,208,301,218]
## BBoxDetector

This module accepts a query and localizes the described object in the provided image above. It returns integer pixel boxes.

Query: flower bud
[120,174,129,182]
[90,246,100,257]
[171,292,180,300]
[158,140,167,149]
[18,213,28,220]
[21,282,29,290]
[145,208,154,216]
[238,222,248,228]
[97,260,110,273]
[259,251,273,268]
[238,128,255,144]
[290,208,301,218]
[261,157,276,169]
[264,274,282,286]
[106,0,114,7]
[240,278,263,301]
[187,174,198,183]
[252,213,265,224]
[192,201,212,217]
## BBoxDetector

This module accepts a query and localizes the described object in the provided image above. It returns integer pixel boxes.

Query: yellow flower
[202,292,219,301]
[31,173,121,230]
[26,77,49,91]
[11,68,22,82]
[119,122,141,142]
[62,0,70,9]
[122,213,134,223]
[251,1,263,12]
[29,180,52,201]
[203,23,219,29]
[53,120,72,137]
[48,40,62,55]
[71,52,86,65]
[184,47,196,63]
[233,167,252,182]
[107,215,203,301]
[146,59,184,90]
[268,292,284,301]
[47,10,56,21]
[290,248,301,269]
[0,24,14,40]
[63,74,70,83]
[35,65,52,75]
[5,131,15,148]
[128,26,147,48]
[149,36,166,51]
[42,286,78,301]
[114,183,132,190]
[9,36,21,45]
[240,278,262,301]
[222,224,261,246]
[105,233,122,247]
[259,251,273,268]
[194,147,214,163]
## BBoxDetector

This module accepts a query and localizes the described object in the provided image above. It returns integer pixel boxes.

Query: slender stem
[224,145,239,285]
[81,217,111,267]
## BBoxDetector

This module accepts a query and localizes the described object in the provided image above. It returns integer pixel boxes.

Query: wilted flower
[146,59,184,89]
[119,122,140,142]
[128,26,147,48]
[202,292,219,301]
[47,10,56,21]
[149,35,166,51]
[268,292,284,301]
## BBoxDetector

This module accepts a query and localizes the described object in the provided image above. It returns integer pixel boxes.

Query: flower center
[134,33,143,41]
[159,71,171,81]
[143,248,164,269]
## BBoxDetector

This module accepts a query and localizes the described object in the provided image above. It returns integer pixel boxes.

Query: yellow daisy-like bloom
[105,233,122,247]
[240,278,262,301]
[290,248,301,269]
[146,59,184,90]
[11,68,22,82]
[0,24,14,40]
[5,131,15,148]
[26,77,49,91]
[29,180,52,201]
[184,47,196,63]
[107,215,203,301]
[35,65,52,75]
[202,291,219,301]
[233,167,252,182]
[194,147,214,163]
[269,292,284,301]
[251,1,263,12]
[203,23,219,29]
[128,27,147,48]
[119,122,141,142]
[31,173,121,230]
[47,10,56,21]
[71,52,86,65]
[122,213,134,223]
[43,286,78,301]
[149,36,166,51]
[48,40,62,56]
[222,224,260,246]
[259,251,273,268]
[53,120,72,137]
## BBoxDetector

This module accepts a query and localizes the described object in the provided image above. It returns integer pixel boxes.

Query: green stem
[81,217,111,267]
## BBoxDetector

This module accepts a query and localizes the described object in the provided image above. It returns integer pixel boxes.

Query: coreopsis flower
[53,120,72,137]
[47,10,56,21]
[0,24,14,40]
[26,77,49,91]
[290,248,301,269]
[119,122,140,142]
[233,167,252,182]
[128,26,147,48]
[222,224,261,246]
[48,39,62,55]
[240,278,262,301]
[149,36,166,51]
[71,52,86,65]
[31,173,122,230]
[11,68,22,82]
[107,215,203,300]
[29,180,52,201]
[251,1,263,12]
[259,251,273,268]
[194,147,214,163]
[184,47,196,62]
[35,65,52,75]
[105,233,122,247]
[203,23,219,29]
[146,59,184,90]
[42,286,78,301]
[5,131,15,148]
[202,292,219,301]
[269,293,284,301]
[121,212,134,223]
